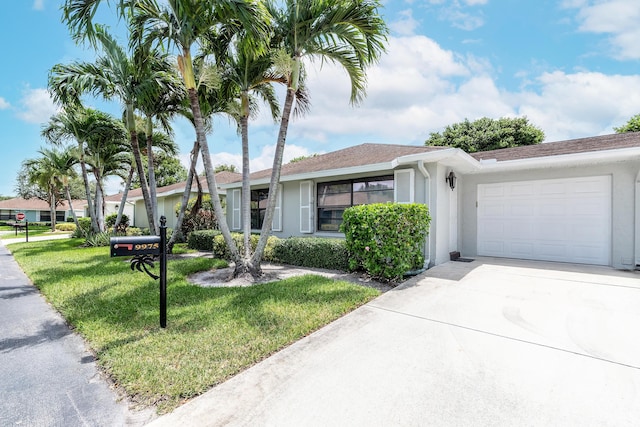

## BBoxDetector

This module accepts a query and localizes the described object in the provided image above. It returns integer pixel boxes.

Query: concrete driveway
[149,258,640,427]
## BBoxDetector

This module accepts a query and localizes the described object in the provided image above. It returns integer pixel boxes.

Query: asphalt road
[0,240,155,426]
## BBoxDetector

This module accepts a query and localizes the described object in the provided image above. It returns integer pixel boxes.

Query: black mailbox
[110,236,161,257]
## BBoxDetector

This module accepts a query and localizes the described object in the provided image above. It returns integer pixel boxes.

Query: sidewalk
[0,238,156,426]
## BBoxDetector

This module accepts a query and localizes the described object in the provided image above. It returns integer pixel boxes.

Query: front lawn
[9,239,379,412]
[0,224,65,239]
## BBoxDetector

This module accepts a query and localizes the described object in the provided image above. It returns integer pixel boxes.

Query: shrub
[105,213,129,234]
[175,195,221,238]
[341,203,430,282]
[84,232,111,247]
[187,229,221,251]
[272,237,349,270]
[55,223,76,232]
[126,227,143,236]
[211,233,278,262]
[72,217,92,238]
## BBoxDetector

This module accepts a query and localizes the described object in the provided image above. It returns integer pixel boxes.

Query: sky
[1,0,640,197]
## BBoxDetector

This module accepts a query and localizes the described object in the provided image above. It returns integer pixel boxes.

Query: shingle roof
[0,198,84,210]
[107,171,242,200]
[248,143,446,180]
[470,132,640,162]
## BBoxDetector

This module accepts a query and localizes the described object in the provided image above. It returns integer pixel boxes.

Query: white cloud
[243,34,640,150]
[566,0,640,60]
[389,9,420,36]
[33,0,45,11]
[17,88,58,124]
[0,97,10,109]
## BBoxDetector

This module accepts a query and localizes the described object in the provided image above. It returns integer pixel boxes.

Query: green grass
[0,224,65,239]
[9,239,380,412]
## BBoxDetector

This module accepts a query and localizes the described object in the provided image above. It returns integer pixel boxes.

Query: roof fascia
[220,162,397,189]
[473,146,640,173]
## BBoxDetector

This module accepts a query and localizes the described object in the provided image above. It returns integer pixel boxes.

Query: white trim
[635,170,640,266]
[300,181,314,233]
[272,184,283,232]
[394,169,414,203]
[231,189,241,230]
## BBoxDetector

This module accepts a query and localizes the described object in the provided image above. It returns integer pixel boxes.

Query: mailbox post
[110,216,168,328]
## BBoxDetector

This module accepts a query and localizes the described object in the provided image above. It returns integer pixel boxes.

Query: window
[317,175,394,231]
[39,211,65,222]
[251,189,269,229]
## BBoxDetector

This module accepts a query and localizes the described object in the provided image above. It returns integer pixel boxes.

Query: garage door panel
[478,176,611,265]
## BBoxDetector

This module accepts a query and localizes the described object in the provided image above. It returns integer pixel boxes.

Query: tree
[288,154,319,164]
[21,148,78,231]
[214,164,238,173]
[131,151,187,188]
[50,23,182,235]
[614,114,640,133]
[425,116,544,153]
[41,106,119,232]
[246,0,388,275]
[128,0,270,274]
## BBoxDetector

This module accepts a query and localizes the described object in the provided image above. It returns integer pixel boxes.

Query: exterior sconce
[445,171,456,191]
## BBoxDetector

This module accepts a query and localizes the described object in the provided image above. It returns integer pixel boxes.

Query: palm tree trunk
[65,185,79,228]
[167,140,200,253]
[146,118,159,230]
[240,108,252,260]
[94,171,105,231]
[129,130,157,235]
[114,166,134,235]
[251,87,296,269]
[186,88,240,265]
[49,187,57,232]
[78,142,98,233]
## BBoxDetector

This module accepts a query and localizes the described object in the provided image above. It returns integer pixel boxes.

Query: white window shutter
[271,184,283,232]
[394,169,414,203]
[300,181,313,233]
[231,189,241,230]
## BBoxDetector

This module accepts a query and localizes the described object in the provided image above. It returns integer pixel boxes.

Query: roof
[470,132,640,162]
[107,171,242,201]
[248,143,446,181]
[0,197,83,211]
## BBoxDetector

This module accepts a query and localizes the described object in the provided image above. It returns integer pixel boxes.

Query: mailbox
[110,236,161,257]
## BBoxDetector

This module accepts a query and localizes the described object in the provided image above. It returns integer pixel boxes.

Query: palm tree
[83,115,129,231]
[216,38,281,262]
[248,0,388,269]
[42,106,119,233]
[49,24,181,235]
[23,148,78,232]
[128,0,270,270]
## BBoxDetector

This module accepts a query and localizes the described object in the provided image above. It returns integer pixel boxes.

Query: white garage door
[477,176,611,265]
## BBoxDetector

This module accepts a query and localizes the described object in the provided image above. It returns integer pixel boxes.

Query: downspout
[418,160,431,269]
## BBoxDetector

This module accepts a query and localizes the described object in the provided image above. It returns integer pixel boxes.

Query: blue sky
[1,0,640,196]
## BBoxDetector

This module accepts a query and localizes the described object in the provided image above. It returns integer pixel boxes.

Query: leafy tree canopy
[288,154,319,164]
[131,152,187,189]
[214,164,238,173]
[425,116,545,153]
[614,114,640,133]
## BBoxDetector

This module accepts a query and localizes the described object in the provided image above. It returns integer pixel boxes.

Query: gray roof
[470,132,640,162]
[246,143,446,181]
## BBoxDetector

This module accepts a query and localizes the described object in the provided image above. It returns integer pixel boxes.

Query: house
[124,171,241,229]
[221,133,640,270]
[0,197,85,223]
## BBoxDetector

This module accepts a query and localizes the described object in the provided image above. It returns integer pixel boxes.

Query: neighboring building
[124,171,241,229]
[0,198,84,223]
[222,133,640,270]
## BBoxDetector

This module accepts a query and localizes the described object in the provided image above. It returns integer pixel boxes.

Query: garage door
[477,176,611,265]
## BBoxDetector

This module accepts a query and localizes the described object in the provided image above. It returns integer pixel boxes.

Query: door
[477,176,611,265]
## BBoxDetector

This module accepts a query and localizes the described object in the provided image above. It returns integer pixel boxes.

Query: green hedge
[187,229,221,251]
[188,231,350,271]
[272,237,349,270]
[55,223,76,232]
[341,203,430,282]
